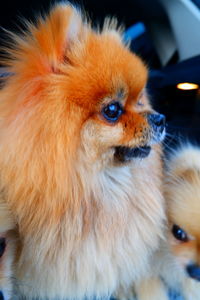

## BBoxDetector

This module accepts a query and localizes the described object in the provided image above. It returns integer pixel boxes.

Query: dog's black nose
[148,113,166,129]
[186,264,200,281]
[0,291,4,300]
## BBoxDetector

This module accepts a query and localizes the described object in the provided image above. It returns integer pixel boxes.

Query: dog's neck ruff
[12,149,165,299]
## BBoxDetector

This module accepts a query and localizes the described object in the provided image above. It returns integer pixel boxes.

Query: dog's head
[0,3,165,171]
[165,146,200,281]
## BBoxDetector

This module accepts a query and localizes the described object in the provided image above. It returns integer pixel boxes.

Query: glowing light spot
[177,82,199,90]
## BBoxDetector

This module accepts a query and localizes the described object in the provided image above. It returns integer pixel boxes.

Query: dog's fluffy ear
[34,4,84,71]
[7,4,85,74]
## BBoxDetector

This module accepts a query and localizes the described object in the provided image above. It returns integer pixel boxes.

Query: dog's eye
[0,238,6,257]
[102,101,123,123]
[172,224,188,242]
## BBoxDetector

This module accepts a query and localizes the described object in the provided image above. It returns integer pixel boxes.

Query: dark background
[0,0,137,31]
[0,0,165,34]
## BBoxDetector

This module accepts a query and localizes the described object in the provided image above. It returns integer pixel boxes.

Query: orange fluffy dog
[0,3,165,299]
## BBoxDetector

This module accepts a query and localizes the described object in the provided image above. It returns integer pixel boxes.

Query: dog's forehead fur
[168,176,200,240]
[166,147,200,241]
[2,4,147,115]
[62,33,148,109]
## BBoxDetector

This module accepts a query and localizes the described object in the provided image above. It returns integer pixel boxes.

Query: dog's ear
[8,4,85,75]
[34,4,84,72]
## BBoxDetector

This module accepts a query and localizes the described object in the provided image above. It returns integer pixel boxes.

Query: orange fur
[0,3,165,299]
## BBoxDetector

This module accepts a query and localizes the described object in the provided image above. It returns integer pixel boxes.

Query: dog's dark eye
[102,101,123,123]
[172,224,188,242]
[0,238,6,257]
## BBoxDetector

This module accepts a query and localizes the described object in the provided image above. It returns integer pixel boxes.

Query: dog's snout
[148,113,166,129]
[0,291,4,300]
[186,264,200,281]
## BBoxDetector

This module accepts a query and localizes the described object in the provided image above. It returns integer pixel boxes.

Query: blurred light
[177,82,199,90]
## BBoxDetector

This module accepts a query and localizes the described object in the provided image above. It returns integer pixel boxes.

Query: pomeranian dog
[0,197,16,300]
[0,3,165,299]
[134,145,200,300]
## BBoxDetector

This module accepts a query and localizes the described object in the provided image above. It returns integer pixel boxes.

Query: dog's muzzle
[114,146,151,162]
[0,291,4,300]
[114,113,166,163]
[186,264,200,281]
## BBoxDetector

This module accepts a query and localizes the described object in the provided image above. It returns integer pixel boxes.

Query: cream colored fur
[14,145,165,299]
[134,145,200,300]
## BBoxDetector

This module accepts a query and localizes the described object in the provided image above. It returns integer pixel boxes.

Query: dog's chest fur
[14,148,164,300]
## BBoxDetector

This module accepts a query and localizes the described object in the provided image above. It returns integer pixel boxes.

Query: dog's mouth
[114,145,151,163]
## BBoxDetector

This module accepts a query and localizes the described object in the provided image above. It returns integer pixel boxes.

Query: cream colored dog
[134,145,200,300]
